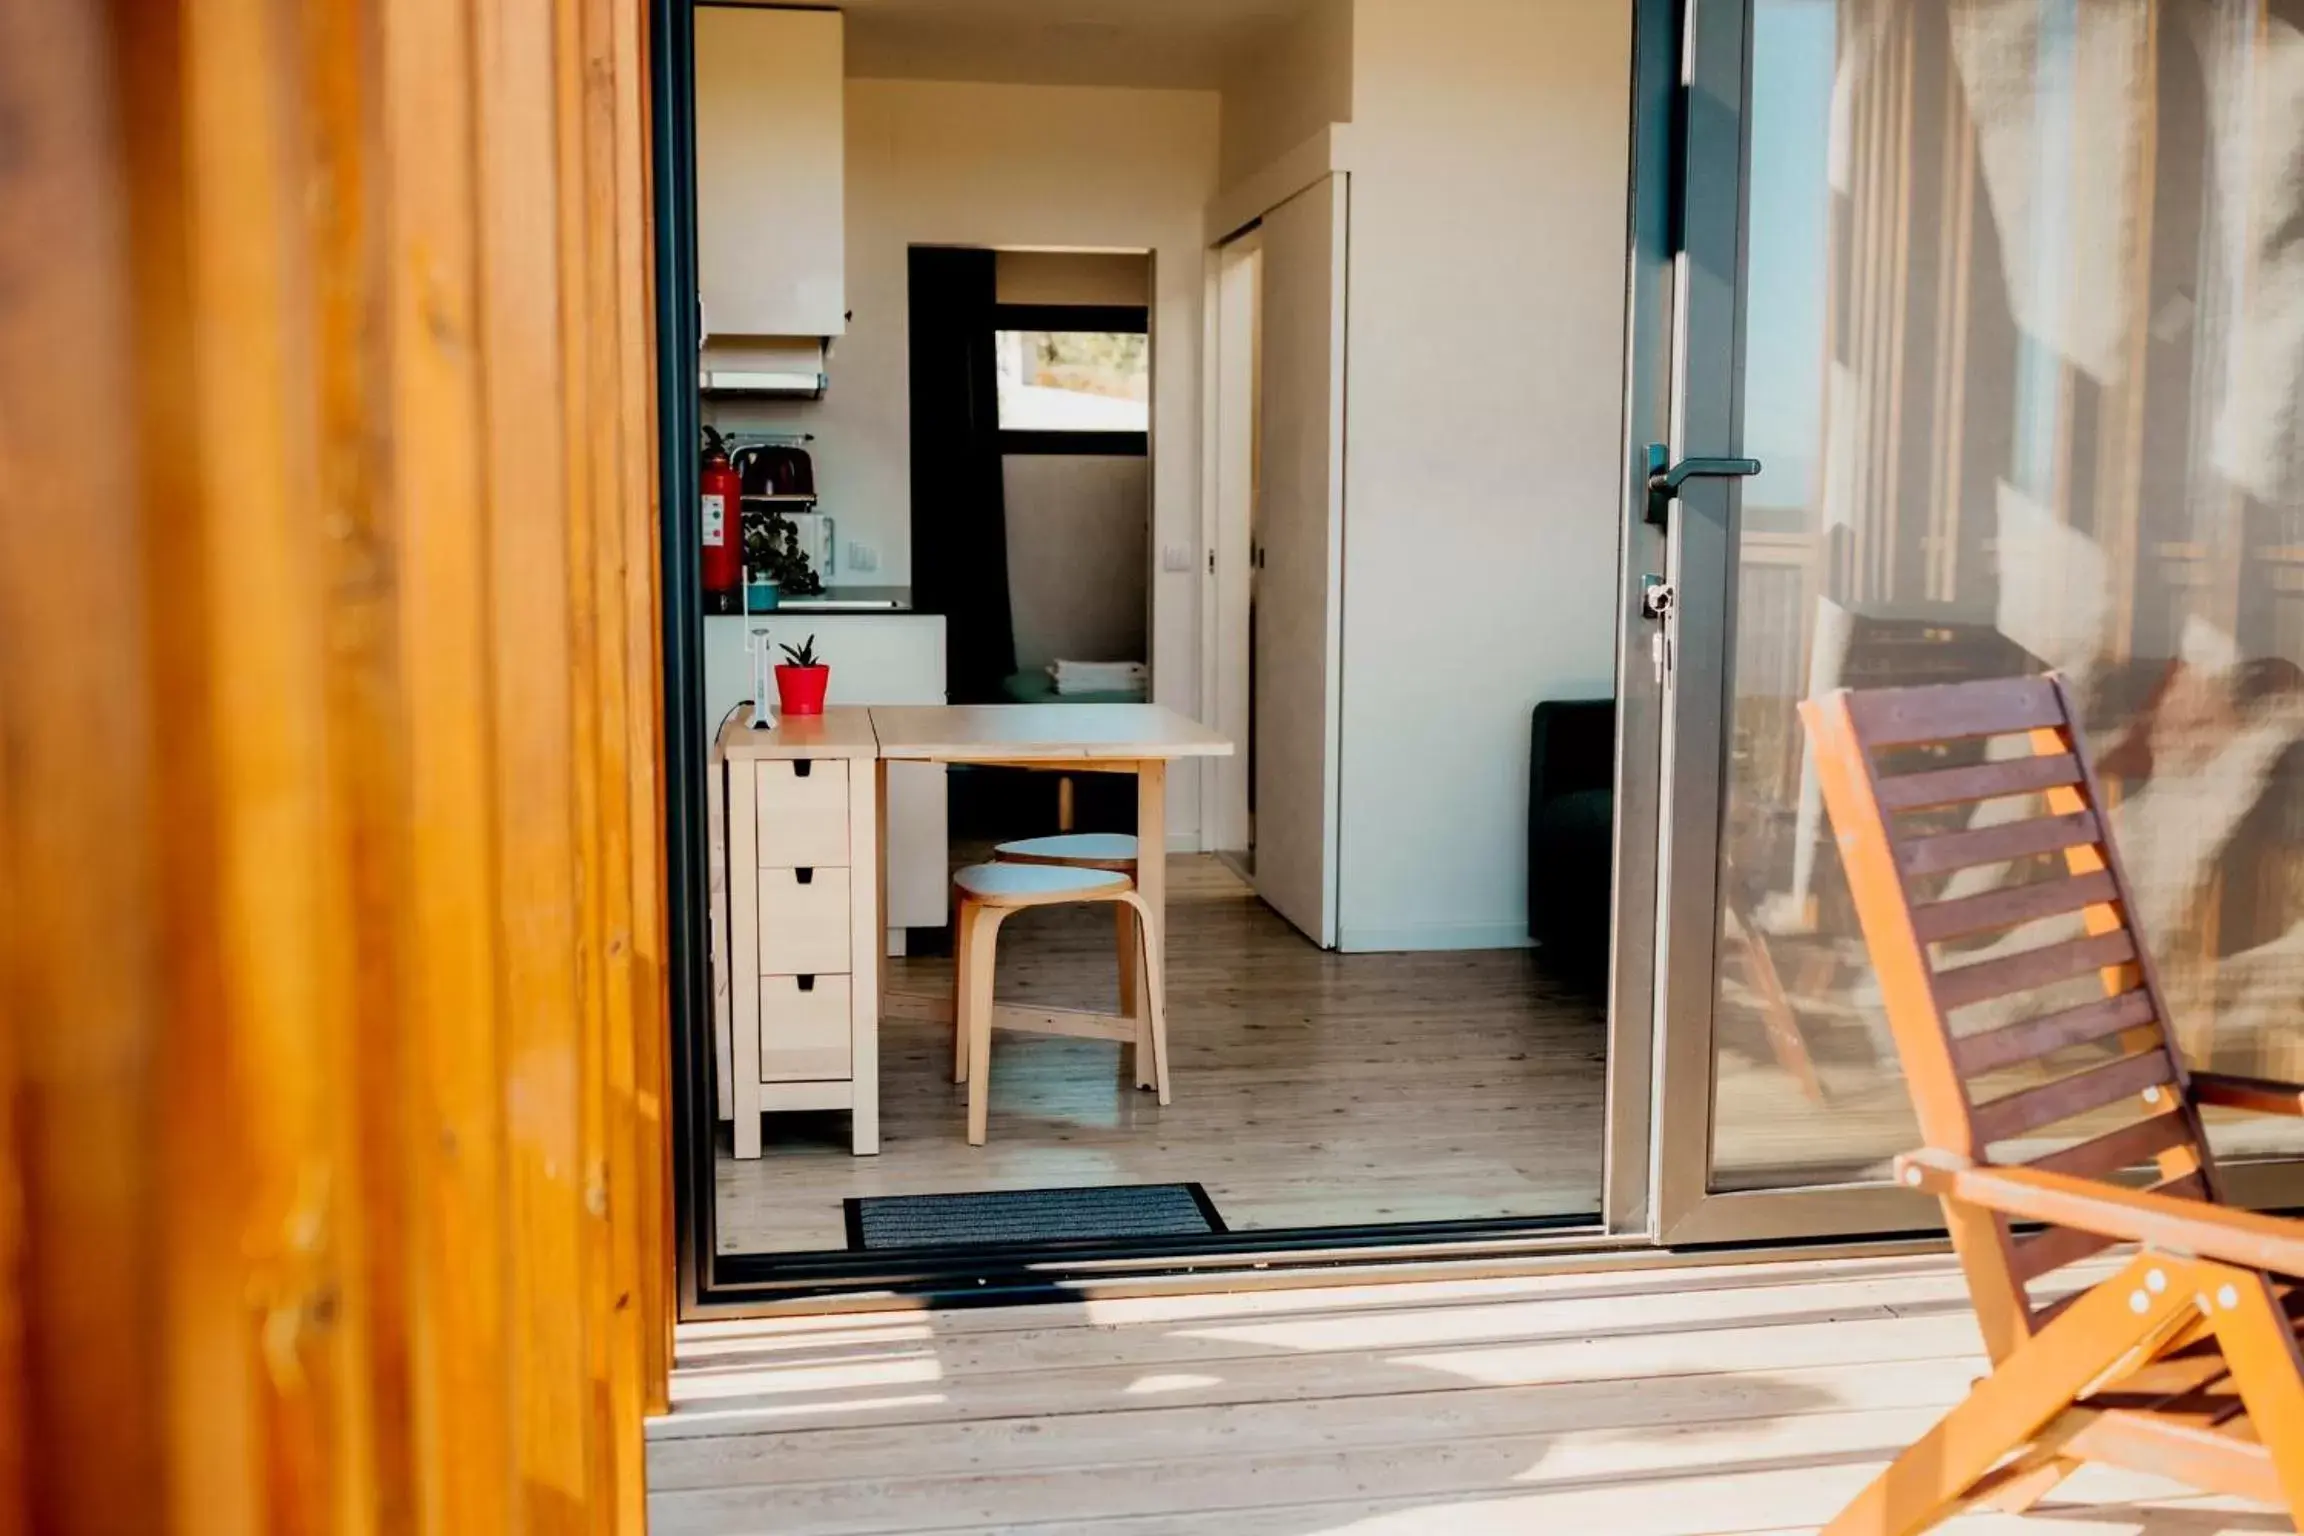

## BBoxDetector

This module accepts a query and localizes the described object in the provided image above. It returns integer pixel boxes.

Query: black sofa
[1528,699,1615,980]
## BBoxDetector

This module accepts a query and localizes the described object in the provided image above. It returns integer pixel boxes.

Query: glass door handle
[1643,443,1761,526]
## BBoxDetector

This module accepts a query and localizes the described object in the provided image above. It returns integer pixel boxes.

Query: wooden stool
[994,834,1148,1087]
[993,831,1137,870]
[951,860,1168,1146]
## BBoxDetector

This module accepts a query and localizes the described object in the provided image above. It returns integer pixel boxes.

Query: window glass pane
[1710,0,2304,1194]
[995,330,1148,432]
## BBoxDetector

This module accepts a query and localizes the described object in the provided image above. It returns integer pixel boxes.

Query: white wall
[1333,0,1633,950]
[1003,456,1150,674]
[1217,0,1354,188]
[708,76,1220,842]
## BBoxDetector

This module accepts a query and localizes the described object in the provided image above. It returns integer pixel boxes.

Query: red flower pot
[775,663,830,716]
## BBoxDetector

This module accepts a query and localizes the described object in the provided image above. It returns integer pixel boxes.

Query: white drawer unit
[717,706,881,1158]
[754,759,850,869]
[755,866,850,975]
[759,974,853,1082]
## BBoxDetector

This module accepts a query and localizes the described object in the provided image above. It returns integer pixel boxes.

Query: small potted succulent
[774,634,830,716]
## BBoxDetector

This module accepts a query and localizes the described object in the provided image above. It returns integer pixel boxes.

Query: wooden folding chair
[1803,673,2304,1533]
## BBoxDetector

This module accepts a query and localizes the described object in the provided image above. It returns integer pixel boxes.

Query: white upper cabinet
[695,6,846,340]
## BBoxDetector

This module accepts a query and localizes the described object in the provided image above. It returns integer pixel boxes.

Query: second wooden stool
[993,833,1150,1087]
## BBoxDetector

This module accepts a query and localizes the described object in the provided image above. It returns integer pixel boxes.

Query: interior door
[1251,176,1346,948]
[1650,0,2304,1243]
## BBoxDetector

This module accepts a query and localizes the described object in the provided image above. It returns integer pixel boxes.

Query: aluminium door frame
[1637,0,2304,1247]
[1644,0,1816,1247]
[1598,0,1684,1241]
[1640,0,1961,1247]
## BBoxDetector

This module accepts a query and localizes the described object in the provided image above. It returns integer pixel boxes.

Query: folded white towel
[1048,659,1147,695]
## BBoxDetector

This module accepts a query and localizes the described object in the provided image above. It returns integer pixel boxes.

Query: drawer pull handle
[794,759,812,778]
[796,974,816,992]
[795,867,814,885]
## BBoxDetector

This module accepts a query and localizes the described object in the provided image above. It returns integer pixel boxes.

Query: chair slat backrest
[1801,675,2221,1362]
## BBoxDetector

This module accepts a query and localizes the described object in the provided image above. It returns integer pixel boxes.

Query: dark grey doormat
[844,1183,1227,1251]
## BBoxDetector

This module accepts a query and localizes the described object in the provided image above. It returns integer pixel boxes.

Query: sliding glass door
[1649,0,2304,1242]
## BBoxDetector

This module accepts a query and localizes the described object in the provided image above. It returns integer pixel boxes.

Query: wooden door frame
[5,0,676,1522]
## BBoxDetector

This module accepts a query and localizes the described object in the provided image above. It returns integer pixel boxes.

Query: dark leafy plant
[742,509,825,595]
[779,634,821,668]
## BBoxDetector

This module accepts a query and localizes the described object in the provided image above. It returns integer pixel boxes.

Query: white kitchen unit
[703,611,947,938]
[717,708,880,1159]
[694,5,844,341]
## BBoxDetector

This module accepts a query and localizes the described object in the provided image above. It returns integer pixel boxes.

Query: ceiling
[717,0,1312,90]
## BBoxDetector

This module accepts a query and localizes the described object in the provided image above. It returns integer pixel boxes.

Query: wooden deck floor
[645,1251,2288,1535]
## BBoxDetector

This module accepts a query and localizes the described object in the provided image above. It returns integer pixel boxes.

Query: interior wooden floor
[713,856,1608,1255]
[647,1249,2284,1534]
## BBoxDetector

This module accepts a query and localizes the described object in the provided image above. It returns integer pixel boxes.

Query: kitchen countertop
[719,584,916,614]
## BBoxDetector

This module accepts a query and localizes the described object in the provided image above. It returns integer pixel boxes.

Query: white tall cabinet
[1249,177,1347,950]
[694,5,845,341]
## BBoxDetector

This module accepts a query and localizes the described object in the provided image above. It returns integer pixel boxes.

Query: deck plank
[649,1355,1986,1491]
[647,1252,2277,1533]
[667,1267,1988,1383]
[651,1404,1959,1534]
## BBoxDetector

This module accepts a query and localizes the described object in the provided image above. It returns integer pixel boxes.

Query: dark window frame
[993,302,1150,457]
[994,302,1148,334]
[997,429,1148,457]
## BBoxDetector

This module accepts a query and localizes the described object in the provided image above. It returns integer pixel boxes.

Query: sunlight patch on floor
[666,1353,943,1402]
[1121,1372,1226,1395]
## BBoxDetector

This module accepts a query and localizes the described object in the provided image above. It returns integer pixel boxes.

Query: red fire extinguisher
[700,430,743,611]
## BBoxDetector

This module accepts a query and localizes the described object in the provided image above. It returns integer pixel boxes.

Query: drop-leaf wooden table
[866,704,1234,1101]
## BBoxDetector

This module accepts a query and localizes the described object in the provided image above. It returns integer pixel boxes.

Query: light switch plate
[846,540,878,573]
[1160,542,1195,573]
